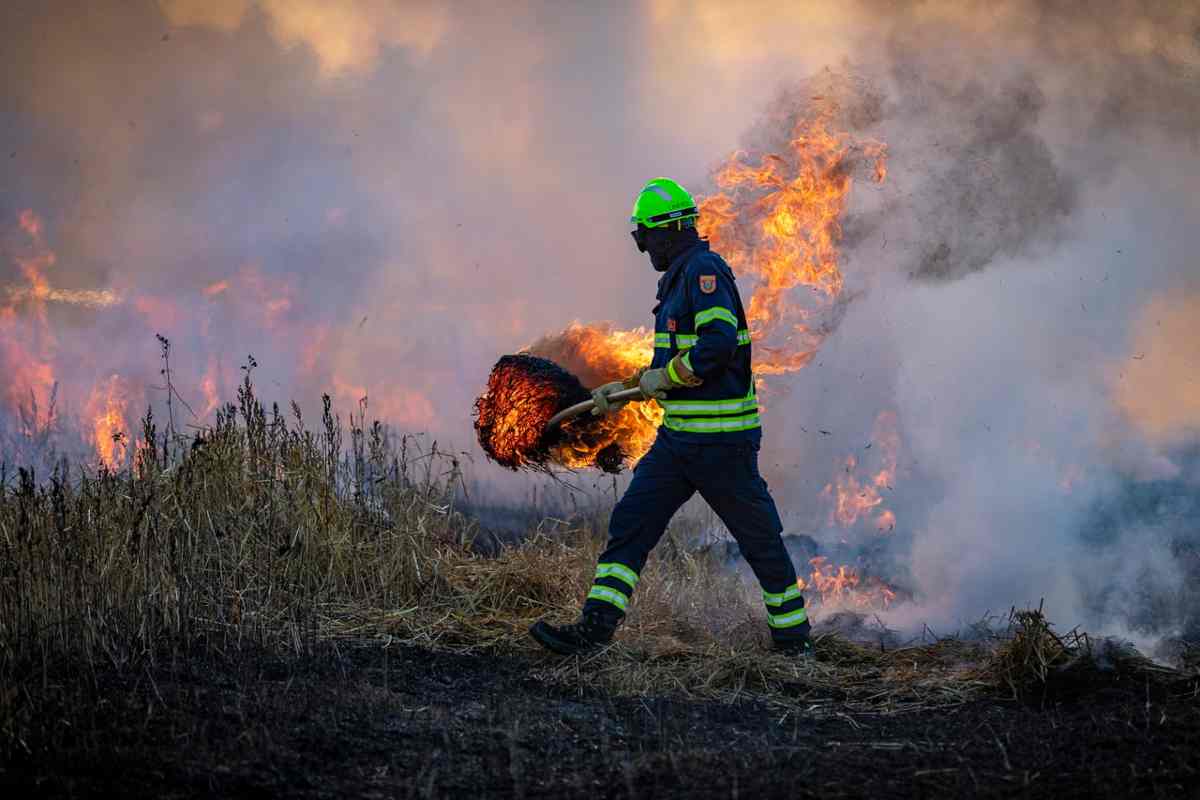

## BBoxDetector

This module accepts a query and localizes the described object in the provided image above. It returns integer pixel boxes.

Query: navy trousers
[582,433,810,642]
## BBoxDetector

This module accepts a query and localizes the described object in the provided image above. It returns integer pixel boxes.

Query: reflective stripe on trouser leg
[763,582,808,630]
[764,586,809,629]
[768,608,809,629]
[581,435,695,619]
[585,562,640,613]
[586,585,629,611]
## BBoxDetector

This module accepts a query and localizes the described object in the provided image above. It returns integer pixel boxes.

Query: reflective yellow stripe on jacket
[658,382,759,434]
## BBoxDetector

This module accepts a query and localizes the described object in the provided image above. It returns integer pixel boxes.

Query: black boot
[772,636,814,657]
[530,612,618,655]
[771,620,814,657]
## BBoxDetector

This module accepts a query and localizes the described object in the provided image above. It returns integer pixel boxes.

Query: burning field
[0,90,906,613]
[2,404,1197,797]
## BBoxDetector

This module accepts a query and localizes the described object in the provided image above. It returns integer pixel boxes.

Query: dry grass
[2,373,1195,755]
[972,606,1186,702]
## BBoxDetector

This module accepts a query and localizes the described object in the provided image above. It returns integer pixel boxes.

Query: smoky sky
[2,1,1199,639]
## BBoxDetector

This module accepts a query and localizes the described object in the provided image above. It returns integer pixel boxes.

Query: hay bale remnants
[472,353,629,473]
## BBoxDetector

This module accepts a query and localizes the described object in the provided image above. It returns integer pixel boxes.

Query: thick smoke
[887,72,1077,281]
[724,2,1200,644]
[2,1,1199,643]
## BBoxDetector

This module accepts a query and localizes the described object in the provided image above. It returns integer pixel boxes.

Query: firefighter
[530,178,812,656]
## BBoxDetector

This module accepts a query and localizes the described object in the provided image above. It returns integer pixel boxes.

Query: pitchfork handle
[545,387,646,429]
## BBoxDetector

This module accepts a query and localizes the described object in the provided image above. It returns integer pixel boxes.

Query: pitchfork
[545,387,645,429]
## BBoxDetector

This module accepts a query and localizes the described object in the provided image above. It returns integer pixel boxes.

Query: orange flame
[822,410,900,532]
[798,556,898,610]
[86,374,130,470]
[700,109,887,375]
[3,211,132,463]
[13,210,54,318]
[200,358,221,419]
[237,264,293,327]
[0,336,56,435]
[203,279,230,297]
[4,210,121,311]
[2,210,60,433]
[525,323,661,466]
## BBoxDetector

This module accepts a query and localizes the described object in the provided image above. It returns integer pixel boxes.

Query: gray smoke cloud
[2,1,1198,644]
[737,2,1200,645]
[888,71,1077,281]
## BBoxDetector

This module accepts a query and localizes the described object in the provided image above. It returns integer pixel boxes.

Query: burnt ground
[3,642,1199,799]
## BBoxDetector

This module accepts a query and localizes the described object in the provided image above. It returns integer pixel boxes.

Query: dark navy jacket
[650,240,760,445]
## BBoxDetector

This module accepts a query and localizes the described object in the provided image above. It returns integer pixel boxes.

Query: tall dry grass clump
[973,607,1186,703]
[0,370,483,751]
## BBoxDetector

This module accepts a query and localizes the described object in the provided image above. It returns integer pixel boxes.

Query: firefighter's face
[631,224,672,272]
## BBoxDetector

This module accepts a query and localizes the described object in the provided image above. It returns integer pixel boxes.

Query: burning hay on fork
[473,353,630,473]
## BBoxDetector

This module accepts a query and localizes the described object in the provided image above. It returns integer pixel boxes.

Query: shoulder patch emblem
[699,274,717,294]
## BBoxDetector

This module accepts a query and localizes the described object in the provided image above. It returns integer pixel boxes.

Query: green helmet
[630,177,698,229]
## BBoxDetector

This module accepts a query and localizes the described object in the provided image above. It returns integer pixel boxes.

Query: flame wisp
[823,410,900,532]
[700,108,887,375]
[799,557,899,610]
[86,374,130,471]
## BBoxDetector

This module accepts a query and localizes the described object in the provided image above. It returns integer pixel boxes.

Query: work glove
[590,369,647,416]
[590,381,628,416]
[638,354,702,400]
